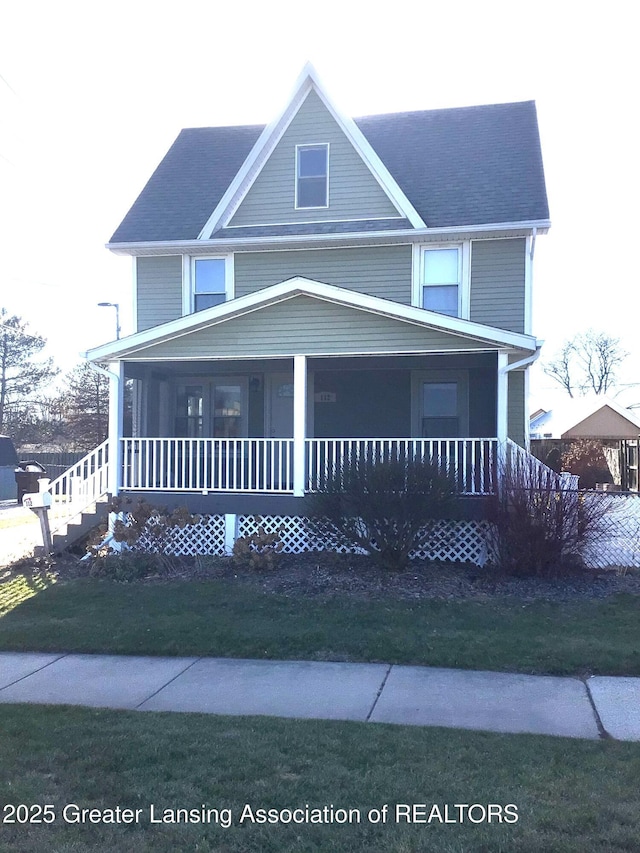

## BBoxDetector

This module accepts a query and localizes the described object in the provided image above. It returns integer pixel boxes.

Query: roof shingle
[109,101,548,244]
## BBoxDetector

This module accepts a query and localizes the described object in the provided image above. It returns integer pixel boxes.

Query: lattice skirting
[131,513,490,565]
[125,498,640,568]
[135,514,227,556]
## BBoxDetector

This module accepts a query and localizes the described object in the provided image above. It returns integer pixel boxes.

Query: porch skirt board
[130,513,491,566]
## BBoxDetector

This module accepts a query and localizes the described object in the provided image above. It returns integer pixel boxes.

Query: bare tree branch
[543,330,627,397]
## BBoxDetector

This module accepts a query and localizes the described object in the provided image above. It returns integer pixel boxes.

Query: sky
[0,0,638,411]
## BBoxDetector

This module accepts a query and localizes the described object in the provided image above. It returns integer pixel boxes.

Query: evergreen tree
[0,308,59,434]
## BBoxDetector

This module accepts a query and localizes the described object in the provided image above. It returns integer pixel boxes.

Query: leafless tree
[543,330,627,397]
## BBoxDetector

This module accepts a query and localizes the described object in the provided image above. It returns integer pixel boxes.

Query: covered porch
[115,350,510,497]
[88,277,538,502]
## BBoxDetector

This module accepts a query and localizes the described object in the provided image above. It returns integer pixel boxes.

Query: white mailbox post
[23,485,53,554]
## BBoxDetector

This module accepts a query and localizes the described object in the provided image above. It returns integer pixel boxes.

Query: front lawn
[1,571,639,675]
[1,704,639,852]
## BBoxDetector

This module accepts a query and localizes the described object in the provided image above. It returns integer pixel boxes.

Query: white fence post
[224,513,238,555]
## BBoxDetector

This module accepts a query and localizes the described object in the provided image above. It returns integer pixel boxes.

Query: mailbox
[23,491,53,509]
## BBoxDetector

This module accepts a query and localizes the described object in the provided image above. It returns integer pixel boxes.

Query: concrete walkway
[1,652,639,741]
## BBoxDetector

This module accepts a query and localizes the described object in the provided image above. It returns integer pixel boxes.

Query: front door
[268,373,294,437]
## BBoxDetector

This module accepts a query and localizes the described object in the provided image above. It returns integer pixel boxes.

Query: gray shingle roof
[109,101,548,244]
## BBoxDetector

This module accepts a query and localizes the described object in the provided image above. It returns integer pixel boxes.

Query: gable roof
[109,94,549,245]
[198,65,423,237]
[530,396,640,439]
[86,276,537,363]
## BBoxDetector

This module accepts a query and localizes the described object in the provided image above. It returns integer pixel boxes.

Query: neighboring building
[530,397,640,440]
[530,397,640,490]
[49,65,555,554]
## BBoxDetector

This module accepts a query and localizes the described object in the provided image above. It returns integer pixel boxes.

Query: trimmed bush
[484,458,613,578]
[306,455,459,571]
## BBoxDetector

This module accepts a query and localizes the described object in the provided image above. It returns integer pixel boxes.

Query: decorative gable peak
[197,63,425,239]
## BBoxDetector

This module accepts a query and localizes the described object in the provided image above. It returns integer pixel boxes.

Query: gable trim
[197,64,425,239]
[87,276,536,363]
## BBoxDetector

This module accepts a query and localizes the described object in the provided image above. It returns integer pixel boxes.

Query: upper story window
[295,144,329,209]
[421,246,461,317]
[189,256,233,313]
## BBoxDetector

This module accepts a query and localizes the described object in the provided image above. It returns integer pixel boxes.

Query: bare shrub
[232,516,284,571]
[485,456,614,577]
[306,456,459,572]
[107,497,201,572]
[561,439,612,490]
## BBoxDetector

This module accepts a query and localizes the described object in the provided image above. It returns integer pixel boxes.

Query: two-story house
[56,65,552,557]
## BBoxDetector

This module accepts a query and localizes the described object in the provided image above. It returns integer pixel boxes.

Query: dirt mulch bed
[4,551,640,604]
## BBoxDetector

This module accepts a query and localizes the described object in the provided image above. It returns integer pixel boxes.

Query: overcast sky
[1,0,638,409]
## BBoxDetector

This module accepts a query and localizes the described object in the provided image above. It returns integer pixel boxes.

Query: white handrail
[503,438,572,491]
[46,439,110,531]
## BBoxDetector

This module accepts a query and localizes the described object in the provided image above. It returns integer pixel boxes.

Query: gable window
[421,246,461,317]
[190,256,233,312]
[296,144,329,209]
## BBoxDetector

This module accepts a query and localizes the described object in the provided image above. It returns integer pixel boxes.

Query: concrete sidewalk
[1,651,639,741]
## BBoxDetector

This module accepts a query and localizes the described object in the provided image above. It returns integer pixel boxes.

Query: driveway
[0,500,42,566]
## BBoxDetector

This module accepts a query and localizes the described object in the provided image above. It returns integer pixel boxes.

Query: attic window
[296,144,329,209]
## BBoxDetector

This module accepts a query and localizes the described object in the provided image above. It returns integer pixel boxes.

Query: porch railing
[305,438,498,495]
[503,438,579,491]
[47,439,110,532]
[119,437,498,495]
[121,438,294,493]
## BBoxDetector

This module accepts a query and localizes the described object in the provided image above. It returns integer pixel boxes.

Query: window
[213,381,245,438]
[296,144,329,208]
[411,370,469,438]
[421,246,461,317]
[173,378,248,438]
[192,257,229,312]
[175,385,204,437]
[421,382,459,437]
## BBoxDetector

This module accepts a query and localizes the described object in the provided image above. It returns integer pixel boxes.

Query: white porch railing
[119,437,499,495]
[305,438,499,495]
[503,438,579,491]
[121,438,294,493]
[47,439,110,532]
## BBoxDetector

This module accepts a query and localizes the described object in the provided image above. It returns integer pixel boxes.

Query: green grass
[0,704,639,852]
[1,577,639,675]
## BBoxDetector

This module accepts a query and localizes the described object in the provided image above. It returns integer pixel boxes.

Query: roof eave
[106,219,551,256]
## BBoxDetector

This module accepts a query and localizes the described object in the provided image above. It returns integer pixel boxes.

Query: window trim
[412,242,470,319]
[183,254,234,315]
[294,143,330,210]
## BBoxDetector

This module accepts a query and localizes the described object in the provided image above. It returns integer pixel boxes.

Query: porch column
[293,354,307,497]
[108,361,124,496]
[496,351,508,443]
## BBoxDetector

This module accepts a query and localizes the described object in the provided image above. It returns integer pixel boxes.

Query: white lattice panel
[238,515,488,564]
[135,514,226,556]
[410,520,490,565]
[238,515,316,553]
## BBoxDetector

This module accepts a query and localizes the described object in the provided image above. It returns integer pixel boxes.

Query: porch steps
[37,497,111,556]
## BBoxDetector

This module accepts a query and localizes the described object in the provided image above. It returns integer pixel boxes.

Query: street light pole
[97,302,121,340]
